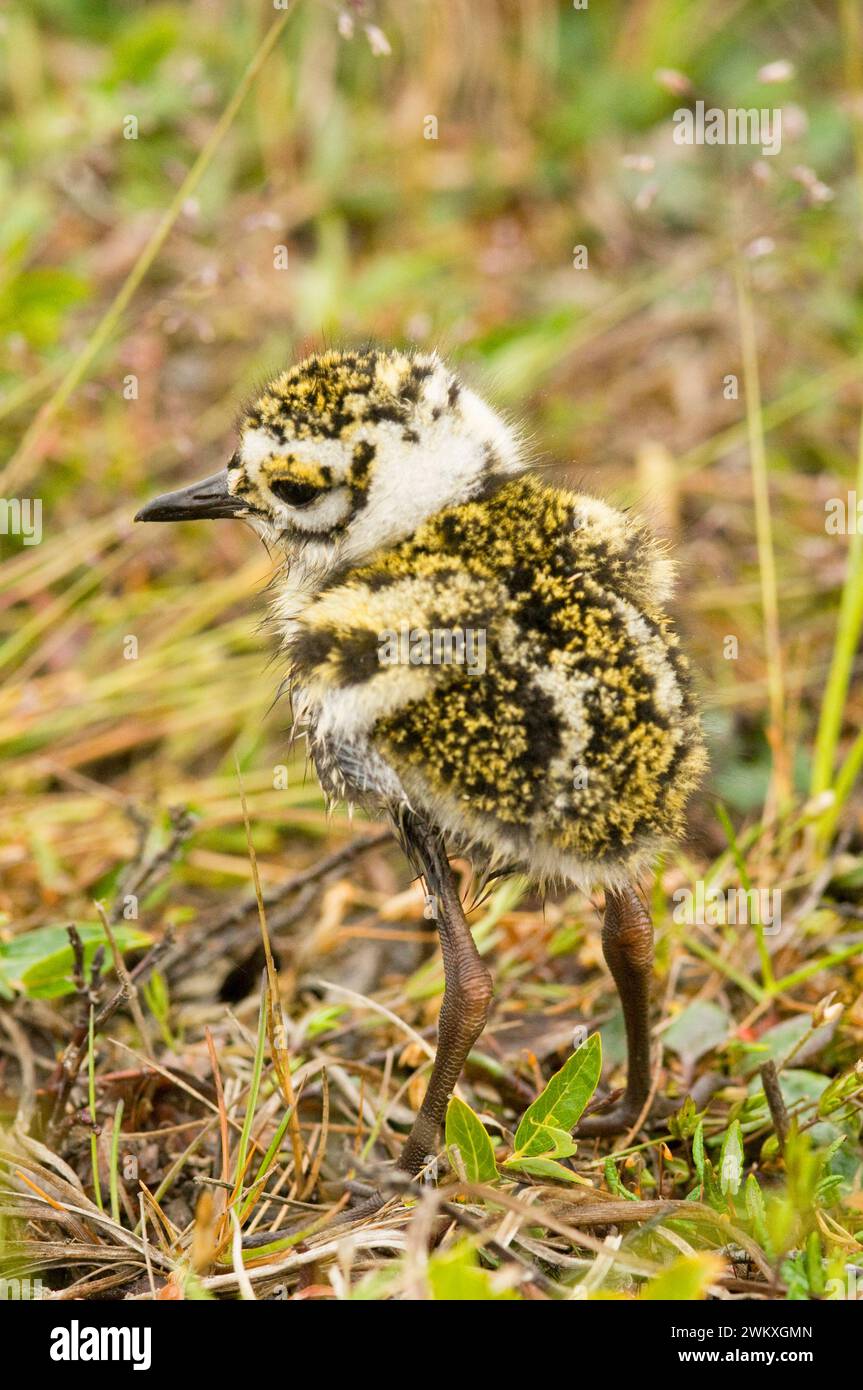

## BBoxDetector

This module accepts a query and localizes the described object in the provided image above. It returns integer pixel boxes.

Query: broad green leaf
[507,1124,575,1162]
[426,1242,520,1301]
[641,1253,725,1301]
[719,1120,744,1195]
[445,1096,498,1184]
[0,922,152,999]
[512,1034,601,1159]
[503,1156,591,1185]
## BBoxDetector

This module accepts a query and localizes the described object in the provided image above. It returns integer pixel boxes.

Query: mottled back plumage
[208,347,706,891]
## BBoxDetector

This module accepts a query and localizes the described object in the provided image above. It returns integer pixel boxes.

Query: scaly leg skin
[397,817,493,1176]
[575,884,662,1137]
[575,887,724,1138]
[337,817,492,1219]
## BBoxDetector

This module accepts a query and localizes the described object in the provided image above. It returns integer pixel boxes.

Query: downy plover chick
[137,347,706,1175]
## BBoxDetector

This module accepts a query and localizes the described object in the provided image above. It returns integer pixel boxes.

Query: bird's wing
[287,562,505,736]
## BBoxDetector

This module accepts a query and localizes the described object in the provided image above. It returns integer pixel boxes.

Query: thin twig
[95,904,153,1059]
[47,931,174,1132]
[760,1059,790,1154]
[110,807,197,923]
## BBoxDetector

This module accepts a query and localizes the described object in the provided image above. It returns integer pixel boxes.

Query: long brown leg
[576,883,656,1135]
[397,818,493,1176]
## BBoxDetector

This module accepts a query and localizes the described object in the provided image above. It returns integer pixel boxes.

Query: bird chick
[137,347,707,1174]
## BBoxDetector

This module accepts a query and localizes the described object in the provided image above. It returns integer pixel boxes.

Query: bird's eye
[270,479,322,508]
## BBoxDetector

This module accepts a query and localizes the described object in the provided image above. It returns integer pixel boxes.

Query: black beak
[134,469,250,523]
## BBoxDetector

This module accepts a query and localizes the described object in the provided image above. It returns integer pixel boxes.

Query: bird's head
[135,348,523,576]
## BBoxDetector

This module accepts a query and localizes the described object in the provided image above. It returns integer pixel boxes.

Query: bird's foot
[574,1091,674,1138]
[325,1161,419,1226]
[575,1072,723,1139]
[328,1189,388,1226]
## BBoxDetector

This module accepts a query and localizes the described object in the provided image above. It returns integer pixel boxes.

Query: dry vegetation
[1,0,862,1301]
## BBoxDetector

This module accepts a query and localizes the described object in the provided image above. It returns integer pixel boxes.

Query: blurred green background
[0,0,861,920]
[2,0,863,1305]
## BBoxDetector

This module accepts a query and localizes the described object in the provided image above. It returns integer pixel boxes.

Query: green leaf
[817,1069,861,1117]
[445,1096,498,1184]
[805,1230,825,1297]
[641,1253,725,1301]
[719,1120,744,1195]
[767,1194,798,1259]
[604,1156,639,1200]
[703,1160,727,1211]
[667,1094,699,1141]
[304,1004,348,1040]
[693,1119,726,1210]
[515,1124,576,1161]
[0,922,152,999]
[426,1241,520,1301]
[744,1173,770,1251]
[511,1033,601,1160]
[503,1156,591,1185]
[692,1118,706,1182]
[143,968,169,1021]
